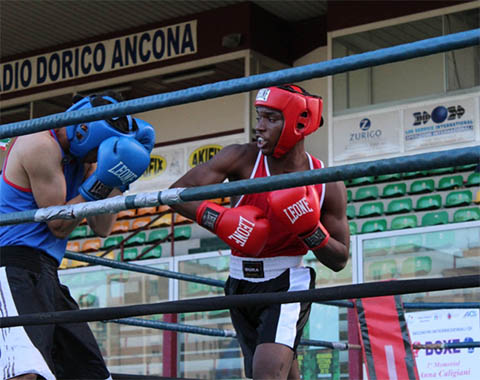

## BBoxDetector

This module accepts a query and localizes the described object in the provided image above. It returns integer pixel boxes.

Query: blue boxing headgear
[65,94,136,159]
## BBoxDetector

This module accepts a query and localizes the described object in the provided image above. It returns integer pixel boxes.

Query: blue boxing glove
[79,136,151,201]
[134,118,155,153]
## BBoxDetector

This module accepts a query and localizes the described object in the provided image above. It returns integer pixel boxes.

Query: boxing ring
[0,29,479,378]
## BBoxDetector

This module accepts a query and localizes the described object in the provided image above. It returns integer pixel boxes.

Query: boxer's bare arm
[9,133,111,239]
[17,133,88,238]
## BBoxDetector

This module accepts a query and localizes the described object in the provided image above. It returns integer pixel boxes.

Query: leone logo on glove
[282,196,314,224]
[108,161,139,185]
[88,181,113,200]
[228,216,256,248]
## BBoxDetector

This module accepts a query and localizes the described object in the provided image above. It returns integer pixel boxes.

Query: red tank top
[232,151,325,258]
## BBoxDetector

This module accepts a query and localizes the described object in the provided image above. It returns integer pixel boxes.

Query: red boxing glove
[267,186,330,250]
[196,201,270,256]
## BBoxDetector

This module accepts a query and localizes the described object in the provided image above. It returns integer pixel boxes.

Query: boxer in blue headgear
[65,92,138,159]
[0,89,156,379]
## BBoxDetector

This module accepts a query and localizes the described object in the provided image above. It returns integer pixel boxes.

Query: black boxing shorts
[0,245,111,380]
[225,265,315,378]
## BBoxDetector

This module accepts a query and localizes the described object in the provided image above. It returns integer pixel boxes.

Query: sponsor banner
[185,136,245,169]
[298,349,340,379]
[129,134,244,194]
[406,309,480,380]
[404,97,476,151]
[0,20,197,94]
[188,144,223,168]
[333,111,401,162]
[129,146,185,194]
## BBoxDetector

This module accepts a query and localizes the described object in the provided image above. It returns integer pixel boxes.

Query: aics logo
[350,118,381,141]
[413,105,465,126]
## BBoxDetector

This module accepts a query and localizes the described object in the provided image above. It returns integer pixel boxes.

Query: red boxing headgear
[255,85,323,158]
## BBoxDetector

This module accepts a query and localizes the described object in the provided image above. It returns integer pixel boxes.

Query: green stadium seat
[122,248,138,261]
[358,202,384,218]
[394,234,423,253]
[415,194,442,211]
[141,245,162,259]
[354,186,378,201]
[401,256,432,277]
[103,235,123,249]
[381,183,407,198]
[465,172,480,187]
[428,167,454,175]
[174,226,192,241]
[349,176,375,186]
[391,215,417,230]
[347,189,352,203]
[421,211,449,226]
[409,179,434,194]
[69,225,88,240]
[437,175,464,190]
[424,230,455,250]
[386,198,413,214]
[445,190,472,208]
[363,238,392,256]
[348,221,357,235]
[455,163,478,172]
[125,231,147,246]
[346,205,356,220]
[375,173,402,183]
[402,170,428,179]
[344,179,351,187]
[148,229,169,244]
[453,207,480,223]
[367,260,398,280]
[361,219,387,234]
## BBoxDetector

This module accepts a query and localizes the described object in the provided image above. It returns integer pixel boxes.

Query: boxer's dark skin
[172,105,349,379]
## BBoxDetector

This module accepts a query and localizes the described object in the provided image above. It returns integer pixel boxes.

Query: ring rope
[0,146,477,227]
[1,30,478,139]
[1,274,478,328]
[65,251,480,310]
[64,251,225,287]
[413,341,480,350]
[111,317,237,337]
[109,317,361,350]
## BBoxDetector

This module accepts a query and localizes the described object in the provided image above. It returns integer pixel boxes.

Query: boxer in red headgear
[254,84,323,158]
[170,84,349,380]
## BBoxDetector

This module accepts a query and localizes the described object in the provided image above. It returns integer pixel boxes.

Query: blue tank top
[0,130,84,264]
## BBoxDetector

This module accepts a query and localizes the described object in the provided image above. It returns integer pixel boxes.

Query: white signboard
[129,134,245,194]
[406,309,480,380]
[404,97,477,151]
[333,110,401,162]
[0,20,197,94]
[129,145,185,194]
